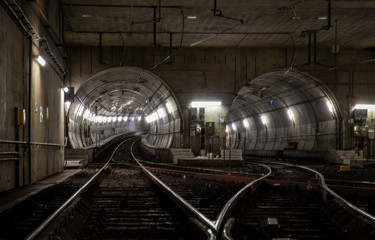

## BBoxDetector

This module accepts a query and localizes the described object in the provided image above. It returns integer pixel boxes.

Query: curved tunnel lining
[67,66,183,149]
[226,70,342,153]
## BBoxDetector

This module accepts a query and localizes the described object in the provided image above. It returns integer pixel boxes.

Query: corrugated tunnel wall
[67,67,182,149]
[226,70,343,159]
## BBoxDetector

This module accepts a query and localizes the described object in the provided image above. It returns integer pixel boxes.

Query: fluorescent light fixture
[191,101,221,108]
[287,109,294,121]
[261,115,267,125]
[232,123,237,131]
[36,55,46,66]
[166,102,173,114]
[187,16,197,19]
[326,100,333,113]
[123,116,128,121]
[243,119,249,128]
[354,104,375,110]
[81,14,92,18]
[317,16,327,20]
[138,116,142,121]
[63,87,69,93]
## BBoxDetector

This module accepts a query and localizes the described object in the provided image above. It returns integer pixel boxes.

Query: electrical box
[339,166,350,172]
[353,109,367,121]
[369,130,374,139]
[190,124,196,136]
[353,126,368,137]
[206,122,215,135]
[17,109,26,125]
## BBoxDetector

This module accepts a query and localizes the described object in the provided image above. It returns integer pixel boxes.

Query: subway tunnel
[67,67,182,150]
[226,70,343,159]
[68,68,342,161]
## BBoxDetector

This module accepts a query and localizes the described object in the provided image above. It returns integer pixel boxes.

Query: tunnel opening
[226,70,343,161]
[66,67,183,151]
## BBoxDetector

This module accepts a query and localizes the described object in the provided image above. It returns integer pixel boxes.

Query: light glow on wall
[326,100,334,113]
[287,109,295,121]
[261,115,267,125]
[166,102,173,114]
[243,119,249,128]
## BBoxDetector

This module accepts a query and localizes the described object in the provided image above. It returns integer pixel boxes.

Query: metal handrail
[0,139,65,147]
[25,137,136,240]
[258,160,375,223]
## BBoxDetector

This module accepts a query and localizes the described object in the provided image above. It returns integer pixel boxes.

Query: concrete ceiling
[61,0,375,48]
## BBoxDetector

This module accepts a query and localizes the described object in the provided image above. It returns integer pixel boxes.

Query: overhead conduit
[226,70,342,159]
[67,67,182,151]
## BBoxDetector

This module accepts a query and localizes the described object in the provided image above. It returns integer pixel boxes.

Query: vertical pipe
[99,33,103,64]
[313,32,317,64]
[169,33,172,63]
[308,32,311,64]
[229,137,232,167]
[153,7,157,47]
[28,37,32,185]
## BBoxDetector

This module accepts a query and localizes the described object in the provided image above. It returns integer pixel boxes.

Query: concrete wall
[0,1,65,192]
[65,45,375,153]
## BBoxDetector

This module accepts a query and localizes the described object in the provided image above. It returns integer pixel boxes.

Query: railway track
[3,135,375,239]
[0,170,95,240]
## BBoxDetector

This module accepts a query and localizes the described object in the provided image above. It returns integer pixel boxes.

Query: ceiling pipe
[321,0,332,30]
[211,0,243,23]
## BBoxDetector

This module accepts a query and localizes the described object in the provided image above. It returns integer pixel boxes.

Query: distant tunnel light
[36,55,46,66]
[243,119,249,128]
[326,100,334,113]
[232,123,237,131]
[287,109,294,121]
[191,101,221,108]
[354,104,375,110]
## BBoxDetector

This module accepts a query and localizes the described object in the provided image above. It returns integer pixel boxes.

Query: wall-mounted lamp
[36,55,46,66]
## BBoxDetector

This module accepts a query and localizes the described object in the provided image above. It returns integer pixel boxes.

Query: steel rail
[257,160,375,223]
[130,139,217,233]
[25,137,137,240]
[131,139,272,239]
